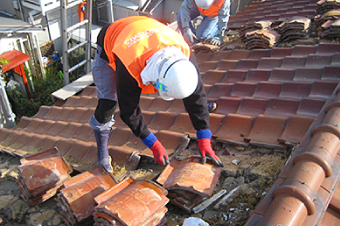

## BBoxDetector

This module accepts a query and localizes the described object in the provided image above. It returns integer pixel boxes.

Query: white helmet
[156,56,198,101]
[195,0,214,9]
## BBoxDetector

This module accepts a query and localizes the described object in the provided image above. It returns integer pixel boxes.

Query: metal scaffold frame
[60,0,92,86]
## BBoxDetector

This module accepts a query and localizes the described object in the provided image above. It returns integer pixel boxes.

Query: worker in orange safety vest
[78,0,86,22]
[88,16,223,173]
[177,0,230,46]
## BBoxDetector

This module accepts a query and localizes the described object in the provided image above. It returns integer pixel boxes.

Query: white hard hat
[195,0,214,9]
[155,56,198,101]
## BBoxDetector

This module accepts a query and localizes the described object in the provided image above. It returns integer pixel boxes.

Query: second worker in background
[177,0,231,46]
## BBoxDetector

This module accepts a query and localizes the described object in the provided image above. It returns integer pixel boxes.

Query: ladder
[60,0,92,86]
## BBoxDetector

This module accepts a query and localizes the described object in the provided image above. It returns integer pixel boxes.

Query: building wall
[0,0,18,18]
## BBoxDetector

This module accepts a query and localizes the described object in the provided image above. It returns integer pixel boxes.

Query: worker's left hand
[210,36,223,46]
[150,139,170,166]
[196,129,223,167]
[198,138,224,167]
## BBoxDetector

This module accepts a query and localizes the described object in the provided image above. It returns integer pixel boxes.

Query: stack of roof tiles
[315,9,340,26]
[278,17,311,42]
[93,176,169,225]
[316,0,340,15]
[156,157,222,212]
[320,17,340,38]
[228,0,318,29]
[17,147,72,206]
[315,7,340,38]
[56,167,117,226]
[240,21,280,49]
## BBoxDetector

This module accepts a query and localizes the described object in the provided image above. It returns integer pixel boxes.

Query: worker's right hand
[142,132,169,166]
[183,27,197,45]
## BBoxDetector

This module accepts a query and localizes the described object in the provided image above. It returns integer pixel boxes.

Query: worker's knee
[94,99,117,124]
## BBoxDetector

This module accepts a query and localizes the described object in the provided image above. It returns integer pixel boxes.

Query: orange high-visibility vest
[104,16,191,94]
[197,0,225,17]
[78,1,86,22]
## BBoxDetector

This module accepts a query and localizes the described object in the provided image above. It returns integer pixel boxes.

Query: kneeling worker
[89,16,223,172]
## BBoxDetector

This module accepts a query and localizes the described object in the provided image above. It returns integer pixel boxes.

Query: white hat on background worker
[195,0,214,9]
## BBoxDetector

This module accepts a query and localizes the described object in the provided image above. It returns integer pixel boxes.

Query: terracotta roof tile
[210,50,231,61]
[245,69,271,82]
[281,56,307,68]
[322,65,340,80]
[257,57,283,69]
[221,69,247,82]
[236,97,268,115]
[246,114,287,148]
[18,148,72,206]
[293,68,323,81]
[215,97,242,115]
[216,59,239,70]
[156,157,221,212]
[207,83,233,98]
[202,70,226,85]
[268,68,295,81]
[94,176,168,225]
[215,113,254,145]
[296,98,327,117]
[253,81,282,98]
[279,81,311,98]
[230,82,257,97]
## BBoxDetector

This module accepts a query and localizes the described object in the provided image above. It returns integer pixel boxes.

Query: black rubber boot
[93,129,113,173]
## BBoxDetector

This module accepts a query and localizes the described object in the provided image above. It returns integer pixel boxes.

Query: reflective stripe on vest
[197,0,225,17]
[104,16,191,94]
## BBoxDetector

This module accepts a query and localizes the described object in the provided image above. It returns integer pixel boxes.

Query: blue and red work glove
[197,130,224,167]
[142,132,170,166]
